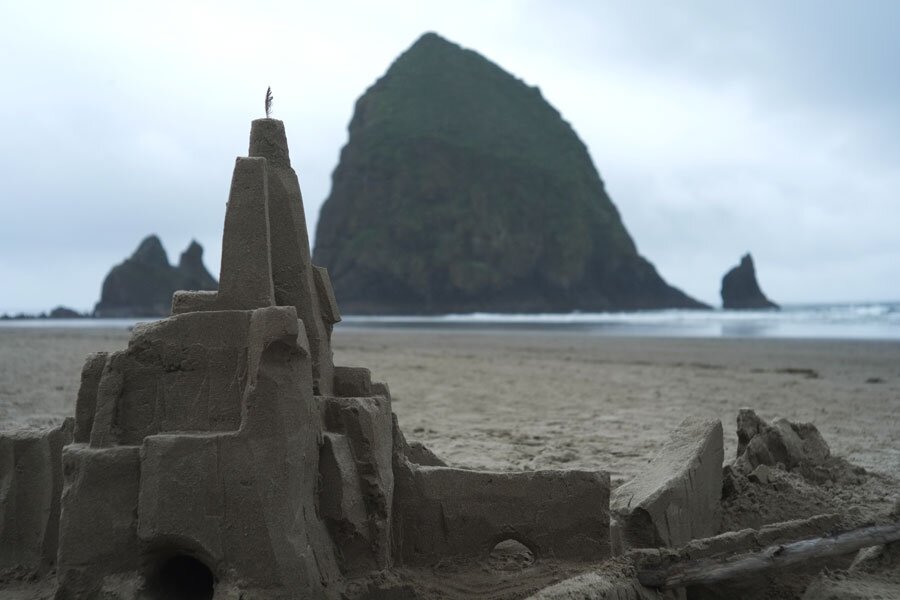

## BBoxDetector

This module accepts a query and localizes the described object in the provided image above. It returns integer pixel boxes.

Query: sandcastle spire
[172,117,339,393]
[248,118,339,394]
[215,157,275,309]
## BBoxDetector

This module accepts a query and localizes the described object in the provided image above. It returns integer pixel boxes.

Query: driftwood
[638,522,900,589]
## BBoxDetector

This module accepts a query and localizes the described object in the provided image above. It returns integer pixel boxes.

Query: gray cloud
[1,1,897,311]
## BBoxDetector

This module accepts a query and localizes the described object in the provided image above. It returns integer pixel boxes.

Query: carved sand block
[611,418,724,552]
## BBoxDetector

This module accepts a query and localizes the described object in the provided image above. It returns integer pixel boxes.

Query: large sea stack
[93,236,217,317]
[313,33,707,314]
[721,253,779,310]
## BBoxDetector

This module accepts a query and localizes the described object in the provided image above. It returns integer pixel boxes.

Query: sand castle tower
[40,119,612,599]
[56,119,356,598]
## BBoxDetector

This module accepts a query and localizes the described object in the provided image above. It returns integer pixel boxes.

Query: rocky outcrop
[93,236,217,317]
[313,32,707,314]
[0,307,86,320]
[721,253,778,310]
[48,307,84,319]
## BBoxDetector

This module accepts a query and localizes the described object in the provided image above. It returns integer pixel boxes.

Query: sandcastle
[1,119,611,599]
[2,118,897,600]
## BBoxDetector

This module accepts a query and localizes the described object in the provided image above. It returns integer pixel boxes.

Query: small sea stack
[93,236,217,317]
[721,253,779,310]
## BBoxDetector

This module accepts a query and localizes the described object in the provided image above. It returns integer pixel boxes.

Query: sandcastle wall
[0,419,72,578]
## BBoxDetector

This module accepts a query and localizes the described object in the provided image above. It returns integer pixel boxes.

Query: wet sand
[1,325,898,486]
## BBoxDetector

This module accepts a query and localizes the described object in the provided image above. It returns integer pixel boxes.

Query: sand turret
[57,120,348,597]
[173,119,339,394]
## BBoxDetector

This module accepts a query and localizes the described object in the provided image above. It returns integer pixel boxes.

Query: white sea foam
[2,303,898,339]
[341,302,900,340]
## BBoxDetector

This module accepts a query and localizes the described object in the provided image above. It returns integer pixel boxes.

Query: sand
[2,325,898,488]
[2,325,899,598]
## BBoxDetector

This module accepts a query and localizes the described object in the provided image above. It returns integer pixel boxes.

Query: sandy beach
[2,325,898,487]
[2,324,899,598]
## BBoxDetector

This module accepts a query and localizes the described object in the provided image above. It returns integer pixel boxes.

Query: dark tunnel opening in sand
[145,554,215,600]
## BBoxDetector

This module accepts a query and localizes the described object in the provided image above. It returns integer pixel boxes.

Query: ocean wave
[343,302,900,325]
[3,303,898,340]
[340,302,900,340]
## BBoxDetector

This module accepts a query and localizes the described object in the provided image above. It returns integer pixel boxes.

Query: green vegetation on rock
[313,32,706,313]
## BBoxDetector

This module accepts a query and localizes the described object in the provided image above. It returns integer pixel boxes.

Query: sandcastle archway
[144,553,215,600]
[488,538,536,571]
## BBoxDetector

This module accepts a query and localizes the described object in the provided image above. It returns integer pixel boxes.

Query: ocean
[2,302,899,341]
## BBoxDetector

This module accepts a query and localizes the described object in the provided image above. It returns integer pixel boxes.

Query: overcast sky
[2,0,898,313]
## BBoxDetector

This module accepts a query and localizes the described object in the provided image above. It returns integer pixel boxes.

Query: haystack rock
[0,118,618,599]
[313,32,708,314]
[93,236,217,317]
[721,253,778,310]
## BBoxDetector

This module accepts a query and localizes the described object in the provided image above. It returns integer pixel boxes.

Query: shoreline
[1,300,899,341]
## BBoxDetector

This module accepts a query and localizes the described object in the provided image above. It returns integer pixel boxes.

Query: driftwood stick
[638,522,900,589]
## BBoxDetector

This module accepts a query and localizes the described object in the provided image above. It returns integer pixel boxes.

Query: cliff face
[93,236,217,317]
[313,32,706,314]
[721,254,779,310]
